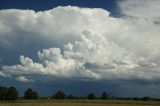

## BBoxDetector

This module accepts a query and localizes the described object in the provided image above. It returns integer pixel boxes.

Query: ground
[1,100,160,106]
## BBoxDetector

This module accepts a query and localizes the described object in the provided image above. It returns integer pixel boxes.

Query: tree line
[0,86,109,100]
[0,86,159,101]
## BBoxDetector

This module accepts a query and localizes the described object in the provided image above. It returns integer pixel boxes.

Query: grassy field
[0,100,160,106]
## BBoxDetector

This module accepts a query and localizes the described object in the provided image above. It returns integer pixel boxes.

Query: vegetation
[87,93,96,100]
[101,91,108,100]
[1,100,160,106]
[1,85,160,103]
[24,88,38,99]
[66,95,75,99]
[0,86,18,100]
[51,90,66,99]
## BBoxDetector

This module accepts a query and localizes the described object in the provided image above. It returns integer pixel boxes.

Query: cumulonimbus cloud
[0,2,160,81]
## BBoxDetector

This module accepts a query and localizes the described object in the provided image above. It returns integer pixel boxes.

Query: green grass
[0,100,160,106]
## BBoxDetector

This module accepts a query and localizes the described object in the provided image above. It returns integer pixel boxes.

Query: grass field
[1,100,160,106]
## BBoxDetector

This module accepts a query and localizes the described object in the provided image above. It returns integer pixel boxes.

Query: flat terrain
[0,100,160,106]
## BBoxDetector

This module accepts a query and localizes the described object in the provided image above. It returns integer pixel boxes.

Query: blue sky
[0,0,160,98]
[0,0,117,11]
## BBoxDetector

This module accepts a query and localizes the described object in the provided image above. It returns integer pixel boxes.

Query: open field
[0,100,160,106]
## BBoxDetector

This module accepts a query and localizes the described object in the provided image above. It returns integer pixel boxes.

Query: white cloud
[16,76,34,82]
[118,0,160,22]
[2,31,160,80]
[0,6,110,49]
[0,71,10,78]
[0,5,160,81]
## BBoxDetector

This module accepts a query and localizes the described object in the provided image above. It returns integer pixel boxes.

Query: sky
[0,0,160,98]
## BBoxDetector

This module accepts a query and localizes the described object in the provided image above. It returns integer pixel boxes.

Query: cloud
[0,6,110,50]
[0,71,10,78]
[1,31,160,80]
[118,0,160,22]
[16,76,34,82]
[0,5,160,81]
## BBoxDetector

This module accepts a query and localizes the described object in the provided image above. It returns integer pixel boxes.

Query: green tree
[101,91,108,100]
[52,91,66,99]
[24,88,38,99]
[0,86,8,100]
[6,87,19,100]
[87,93,96,100]
[142,96,151,101]
[66,95,75,99]
[0,86,19,100]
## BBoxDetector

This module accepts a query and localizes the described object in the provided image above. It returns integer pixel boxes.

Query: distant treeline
[0,86,160,101]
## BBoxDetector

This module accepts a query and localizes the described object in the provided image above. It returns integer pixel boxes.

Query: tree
[101,91,108,100]
[67,95,75,99]
[6,87,19,100]
[52,91,66,99]
[87,93,96,100]
[142,96,151,101]
[0,86,8,100]
[0,86,19,100]
[24,88,38,99]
